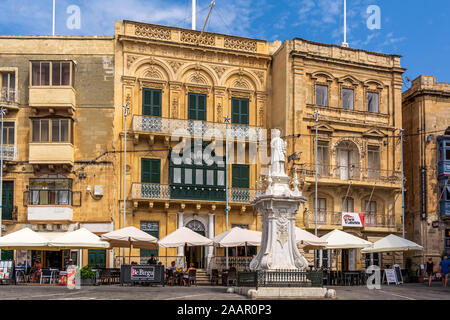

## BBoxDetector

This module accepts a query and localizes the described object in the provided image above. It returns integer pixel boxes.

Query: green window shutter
[142,89,161,116]
[88,249,106,268]
[188,93,206,120]
[231,98,249,124]
[232,165,249,188]
[241,165,249,188]
[141,159,160,183]
[2,181,13,220]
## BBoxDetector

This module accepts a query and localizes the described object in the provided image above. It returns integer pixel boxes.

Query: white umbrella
[49,228,110,249]
[0,227,54,250]
[158,227,213,247]
[295,227,327,249]
[213,227,261,247]
[320,229,372,249]
[101,226,158,249]
[361,234,423,253]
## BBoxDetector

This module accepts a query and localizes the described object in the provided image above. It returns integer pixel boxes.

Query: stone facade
[270,38,406,270]
[0,36,116,267]
[402,75,450,267]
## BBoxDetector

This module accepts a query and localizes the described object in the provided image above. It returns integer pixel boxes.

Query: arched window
[336,141,360,180]
[185,219,206,236]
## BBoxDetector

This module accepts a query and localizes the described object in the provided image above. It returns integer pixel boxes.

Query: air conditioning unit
[94,185,104,196]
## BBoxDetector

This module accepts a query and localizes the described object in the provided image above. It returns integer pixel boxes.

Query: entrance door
[185,220,206,269]
[88,250,106,268]
[45,250,63,269]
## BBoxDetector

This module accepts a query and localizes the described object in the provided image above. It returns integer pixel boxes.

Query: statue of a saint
[270,129,287,176]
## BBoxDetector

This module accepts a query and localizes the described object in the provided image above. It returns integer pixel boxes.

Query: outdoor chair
[166,269,175,286]
[40,269,54,284]
[210,269,219,285]
[188,270,197,286]
[226,269,237,286]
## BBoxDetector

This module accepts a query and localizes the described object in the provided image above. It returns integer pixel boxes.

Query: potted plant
[80,266,97,286]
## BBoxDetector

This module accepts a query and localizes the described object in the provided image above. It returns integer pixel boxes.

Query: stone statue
[270,129,287,176]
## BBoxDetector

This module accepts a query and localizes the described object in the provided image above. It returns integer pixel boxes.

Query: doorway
[185,219,206,269]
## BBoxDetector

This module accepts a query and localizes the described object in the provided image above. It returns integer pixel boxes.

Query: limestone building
[0,36,116,268]
[113,21,274,268]
[270,38,406,270]
[402,75,450,266]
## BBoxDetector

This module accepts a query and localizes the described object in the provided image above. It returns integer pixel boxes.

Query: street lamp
[122,104,130,265]
[314,110,320,236]
[400,128,405,238]
[0,108,5,259]
[224,115,231,269]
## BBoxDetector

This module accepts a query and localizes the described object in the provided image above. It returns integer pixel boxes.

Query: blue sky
[1,0,449,88]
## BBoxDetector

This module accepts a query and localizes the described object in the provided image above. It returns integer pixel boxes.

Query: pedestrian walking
[426,258,434,287]
[439,256,450,288]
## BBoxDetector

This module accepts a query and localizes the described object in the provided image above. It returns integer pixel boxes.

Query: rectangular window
[31,61,72,86]
[142,88,162,116]
[231,98,249,125]
[217,171,225,186]
[317,141,329,176]
[173,168,182,184]
[29,179,72,205]
[316,85,328,106]
[32,119,71,143]
[342,88,354,110]
[232,164,250,188]
[206,170,214,185]
[368,146,380,178]
[2,122,15,145]
[195,169,204,185]
[367,92,379,113]
[188,93,206,121]
[1,72,16,102]
[342,197,354,212]
[317,198,327,224]
[141,158,160,184]
[184,168,192,184]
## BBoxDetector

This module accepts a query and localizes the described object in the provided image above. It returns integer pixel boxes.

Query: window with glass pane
[217,171,225,186]
[367,92,379,112]
[365,200,377,226]
[32,118,71,143]
[196,169,204,185]
[1,73,15,102]
[32,61,71,86]
[29,179,72,205]
[184,168,192,184]
[41,63,50,86]
[231,98,249,124]
[173,168,182,184]
[368,146,380,178]
[3,122,14,145]
[342,88,354,110]
[188,93,206,120]
[317,198,327,224]
[342,197,354,212]
[40,120,49,141]
[316,85,328,106]
[317,141,329,176]
[206,170,214,185]
[31,62,41,86]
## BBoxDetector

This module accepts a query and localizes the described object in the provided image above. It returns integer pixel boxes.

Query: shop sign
[131,266,155,281]
[342,212,365,227]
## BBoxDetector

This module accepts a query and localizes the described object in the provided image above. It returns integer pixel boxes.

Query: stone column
[207,213,215,272]
[177,212,184,256]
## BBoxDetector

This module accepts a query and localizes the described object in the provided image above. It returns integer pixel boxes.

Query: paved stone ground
[0,283,448,300]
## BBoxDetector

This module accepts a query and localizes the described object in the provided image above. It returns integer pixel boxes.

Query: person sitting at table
[147,254,157,265]
[167,261,177,271]
[182,263,196,286]
[31,260,42,282]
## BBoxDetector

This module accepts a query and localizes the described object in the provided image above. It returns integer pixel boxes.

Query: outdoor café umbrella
[158,227,213,247]
[361,234,423,253]
[101,226,158,263]
[0,227,53,250]
[213,227,261,247]
[48,228,110,249]
[320,229,372,249]
[295,227,327,249]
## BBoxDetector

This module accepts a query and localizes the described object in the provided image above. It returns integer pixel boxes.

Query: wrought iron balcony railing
[297,163,402,184]
[131,183,257,204]
[0,88,18,105]
[1,145,18,161]
[132,115,263,142]
[303,211,396,229]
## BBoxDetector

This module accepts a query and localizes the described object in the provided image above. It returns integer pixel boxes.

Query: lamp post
[224,116,231,269]
[122,104,129,264]
[0,108,5,259]
[314,110,320,236]
[400,128,405,238]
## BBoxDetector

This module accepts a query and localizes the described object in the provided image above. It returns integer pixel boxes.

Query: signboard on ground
[394,264,403,284]
[342,212,365,227]
[384,269,397,285]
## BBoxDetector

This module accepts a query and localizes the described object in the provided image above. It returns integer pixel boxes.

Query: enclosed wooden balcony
[29,143,74,165]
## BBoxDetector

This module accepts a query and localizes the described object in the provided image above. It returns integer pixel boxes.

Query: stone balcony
[29,142,74,165]
[1,145,18,161]
[28,86,76,112]
[132,115,263,142]
[0,88,19,111]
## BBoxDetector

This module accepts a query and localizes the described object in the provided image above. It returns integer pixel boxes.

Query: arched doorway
[185,219,206,269]
[336,141,360,180]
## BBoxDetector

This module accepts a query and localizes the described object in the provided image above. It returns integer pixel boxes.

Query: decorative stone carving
[168,60,183,74]
[212,65,227,79]
[180,31,215,46]
[127,55,138,69]
[255,71,264,84]
[224,36,257,53]
[135,24,171,40]
[217,103,223,122]
[172,97,178,119]
[143,66,162,79]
